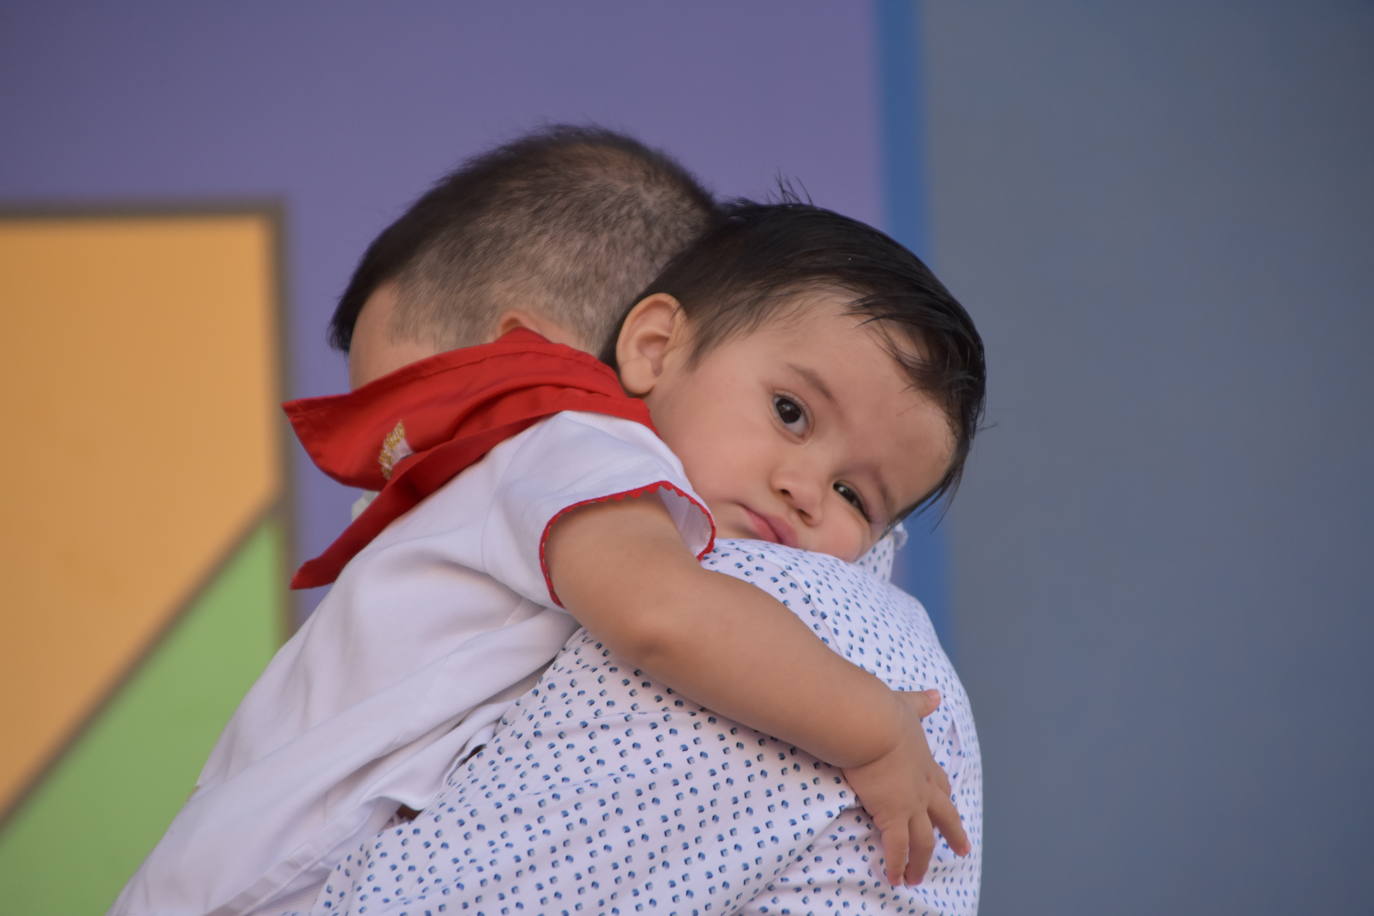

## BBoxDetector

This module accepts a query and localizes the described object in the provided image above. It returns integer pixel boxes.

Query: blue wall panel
[875,0,952,647]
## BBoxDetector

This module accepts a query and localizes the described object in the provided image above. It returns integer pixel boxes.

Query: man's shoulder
[701,540,932,632]
[700,539,914,605]
[700,539,952,689]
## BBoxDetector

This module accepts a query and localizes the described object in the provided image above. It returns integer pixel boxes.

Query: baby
[314,199,988,915]
[114,128,982,915]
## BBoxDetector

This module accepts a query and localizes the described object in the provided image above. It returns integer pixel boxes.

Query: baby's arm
[545,496,971,884]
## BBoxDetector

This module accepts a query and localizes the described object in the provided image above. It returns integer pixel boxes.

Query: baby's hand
[840,688,971,886]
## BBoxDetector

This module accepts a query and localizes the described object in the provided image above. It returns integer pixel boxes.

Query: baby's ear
[615,293,685,396]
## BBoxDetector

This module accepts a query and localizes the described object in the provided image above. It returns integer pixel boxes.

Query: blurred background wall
[1,1,1370,913]
[926,3,1374,914]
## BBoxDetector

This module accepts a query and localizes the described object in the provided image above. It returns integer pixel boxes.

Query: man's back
[312,539,982,914]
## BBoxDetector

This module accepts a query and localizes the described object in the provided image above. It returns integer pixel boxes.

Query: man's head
[334,125,717,387]
[613,200,986,560]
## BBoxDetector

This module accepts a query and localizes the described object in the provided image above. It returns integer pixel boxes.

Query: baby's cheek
[825,527,869,564]
[848,523,884,564]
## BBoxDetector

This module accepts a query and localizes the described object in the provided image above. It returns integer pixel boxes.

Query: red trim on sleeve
[537,480,717,609]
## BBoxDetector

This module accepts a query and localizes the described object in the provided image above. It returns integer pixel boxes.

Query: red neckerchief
[285,328,653,589]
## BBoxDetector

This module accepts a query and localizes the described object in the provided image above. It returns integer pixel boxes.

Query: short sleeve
[482,411,715,608]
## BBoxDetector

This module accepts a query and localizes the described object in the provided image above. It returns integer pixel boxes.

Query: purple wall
[1,2,887,616]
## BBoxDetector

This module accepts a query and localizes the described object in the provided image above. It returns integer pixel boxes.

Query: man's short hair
[622,198,987,516]
[329,125,717,355]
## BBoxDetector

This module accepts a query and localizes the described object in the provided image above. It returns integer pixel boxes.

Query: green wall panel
[0,518,284,913]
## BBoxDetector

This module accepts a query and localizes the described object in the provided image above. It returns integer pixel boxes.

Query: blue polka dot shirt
[308,539,982,914]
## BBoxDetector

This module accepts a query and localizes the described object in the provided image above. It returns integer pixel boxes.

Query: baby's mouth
[741,506,797,549]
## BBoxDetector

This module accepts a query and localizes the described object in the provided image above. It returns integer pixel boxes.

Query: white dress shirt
[311,538,983,915]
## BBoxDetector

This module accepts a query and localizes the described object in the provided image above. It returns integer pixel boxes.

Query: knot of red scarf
[285,329,652,589]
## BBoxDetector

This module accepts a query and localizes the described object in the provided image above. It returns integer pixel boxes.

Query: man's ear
[492,309,587,350]
[615,293,686,396]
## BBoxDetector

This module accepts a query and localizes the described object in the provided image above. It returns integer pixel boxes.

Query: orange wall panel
[0,212,282,811]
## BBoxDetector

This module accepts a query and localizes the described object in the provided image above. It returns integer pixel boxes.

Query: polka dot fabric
[307,540,982,914]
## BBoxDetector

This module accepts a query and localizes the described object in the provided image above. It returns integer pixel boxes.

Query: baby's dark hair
[619,199,986,514]
[329,124,717,353]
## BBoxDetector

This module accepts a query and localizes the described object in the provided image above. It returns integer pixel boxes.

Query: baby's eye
[773,395,808,435]
[833,482,870,521]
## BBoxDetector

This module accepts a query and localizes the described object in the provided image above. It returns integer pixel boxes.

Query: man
[308,135,985,912]
[121,125,984,916]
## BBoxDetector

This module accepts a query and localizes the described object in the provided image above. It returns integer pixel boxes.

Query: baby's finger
[904,814,935,885]
[899,689,942,720]
[934,765,951,797]
[929,791,971,857]
[880,819,909,885]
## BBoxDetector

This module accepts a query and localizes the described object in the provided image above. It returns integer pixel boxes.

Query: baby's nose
[776,475,824,521]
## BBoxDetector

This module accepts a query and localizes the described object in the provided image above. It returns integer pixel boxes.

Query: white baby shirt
[111,411,713,915]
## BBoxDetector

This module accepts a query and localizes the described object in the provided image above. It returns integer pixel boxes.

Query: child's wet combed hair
[617,198,987,516]
[329,124,717,354]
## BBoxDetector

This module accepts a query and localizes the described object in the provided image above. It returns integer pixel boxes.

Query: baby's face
[641,294,955,562]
